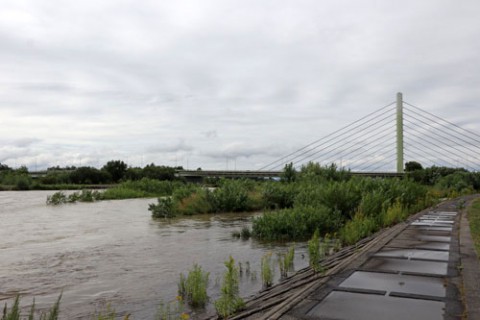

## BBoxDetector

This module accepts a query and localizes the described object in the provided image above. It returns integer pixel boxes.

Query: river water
[0,191,308,319]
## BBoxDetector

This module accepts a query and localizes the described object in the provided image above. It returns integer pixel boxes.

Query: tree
[69,167,110,184]
[405,161,423,172]
[0,163,12,171]
[281,162,297,183]
[102,160,128,183]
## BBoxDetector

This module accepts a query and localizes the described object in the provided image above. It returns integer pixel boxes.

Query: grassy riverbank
[467,198,480,256]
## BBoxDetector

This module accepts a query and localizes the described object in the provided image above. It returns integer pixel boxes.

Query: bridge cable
[403,124,476,170]
[287,110,396,170]
[404,101,480,144]
[404,107,480,153]
[257,101,396,170]
[403,118,480,160]
[300,119,396,166]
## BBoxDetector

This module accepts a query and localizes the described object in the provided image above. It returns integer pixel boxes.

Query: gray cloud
[1,0,480,170]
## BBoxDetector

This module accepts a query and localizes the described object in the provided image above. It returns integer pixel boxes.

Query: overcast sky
[1,0,480,171]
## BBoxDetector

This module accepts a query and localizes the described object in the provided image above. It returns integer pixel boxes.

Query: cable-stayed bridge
[260,92,480,173]
[179,92,480,180]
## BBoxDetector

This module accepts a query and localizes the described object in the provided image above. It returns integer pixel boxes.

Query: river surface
[0,191,308,319]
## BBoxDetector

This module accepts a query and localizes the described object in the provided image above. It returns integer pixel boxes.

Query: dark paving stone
[307,291,445,320]
[339,271,446,297]
[362,257,448,275]
[386,239,450,251]
[373,248,449,261]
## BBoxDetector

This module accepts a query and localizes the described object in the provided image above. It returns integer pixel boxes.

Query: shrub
[340,213,377,245]
[149,198,176,219]
[252,206,343,241]
[47,191,68,205]
[261,182,296,210]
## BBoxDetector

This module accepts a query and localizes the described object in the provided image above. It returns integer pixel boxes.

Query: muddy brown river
[0,191,308,319]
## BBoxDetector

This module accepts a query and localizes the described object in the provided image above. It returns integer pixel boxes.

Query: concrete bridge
[175,170,404,182]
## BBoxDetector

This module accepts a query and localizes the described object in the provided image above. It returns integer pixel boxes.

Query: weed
[214,256,244,319]
[177,264,209,308]
[261,252,274,288]
[240,227,251,240]
[308,229,324,273]
[278,245,295,279]
[1,294,61,320]
[156,297,189,320]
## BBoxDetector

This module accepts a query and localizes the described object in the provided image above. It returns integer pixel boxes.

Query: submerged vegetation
[1,295,61,320]
[214,256,245,319]
[178,264,210,308]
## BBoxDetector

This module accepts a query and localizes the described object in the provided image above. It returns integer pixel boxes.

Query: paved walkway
[283,200,465,320]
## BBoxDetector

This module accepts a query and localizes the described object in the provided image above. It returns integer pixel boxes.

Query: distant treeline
[0,160,183,190]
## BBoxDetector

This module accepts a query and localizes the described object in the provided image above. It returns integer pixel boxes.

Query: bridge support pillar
[396,92,404,173]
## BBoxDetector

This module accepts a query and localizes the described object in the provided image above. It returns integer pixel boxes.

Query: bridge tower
[396,92,404,173]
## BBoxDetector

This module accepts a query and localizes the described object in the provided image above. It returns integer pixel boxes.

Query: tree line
[0,160,183,190]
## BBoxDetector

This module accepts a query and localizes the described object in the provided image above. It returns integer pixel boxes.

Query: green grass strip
[467,198,480,257]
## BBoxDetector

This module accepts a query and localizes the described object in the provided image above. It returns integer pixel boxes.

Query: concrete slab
[386,239,450,251]
[307,291,445,320]
[374,248,449,261]
[362,257,448,275]
[339,271,446,297]
[417,235,451,243]
[399,229,452,237]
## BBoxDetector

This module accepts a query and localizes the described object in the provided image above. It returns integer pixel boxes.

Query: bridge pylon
[396,92,404,173]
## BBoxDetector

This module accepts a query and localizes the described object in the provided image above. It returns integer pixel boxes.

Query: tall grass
[214,256,244,319]
[278,245,295,279]
[1,294,61,320]
[467,199,480,256]
[308,230,323,273]
[260,253,274,288]
[156,297,190,320]
[178,264,210,308]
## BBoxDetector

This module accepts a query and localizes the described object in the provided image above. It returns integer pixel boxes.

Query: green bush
[252,206,343,241]
[261,182,296,209]
[149,198,176,218]
[340,213,378,245]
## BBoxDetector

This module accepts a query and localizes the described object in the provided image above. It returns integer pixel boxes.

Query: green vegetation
[467,199,480,257]
[252,166,434,243]
[94,305,130,320]
[178,264,210,308]
[46,179,182,205]
[156,297,190,320]
[308,230,323,273]
[260,252,274,288]
[149,179,262,218]
[214,256,245,319]
[0,161,181,191]
[278,245,295,279]
[1,294,61,320]
[232,226,252,240]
